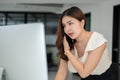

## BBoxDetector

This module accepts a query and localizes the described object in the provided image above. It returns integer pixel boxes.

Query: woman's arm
[63,36,107,78]
[55,59,68,80]
[65,43,106,78]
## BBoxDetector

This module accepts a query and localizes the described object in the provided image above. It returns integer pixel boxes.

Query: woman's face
[62,16,84,39]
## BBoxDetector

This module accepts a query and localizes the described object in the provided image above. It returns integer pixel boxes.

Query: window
[7,13,24,25]
[45,14,60,34]
[85,13,91,31]
[0,13,6,26]
[27,13,44,23]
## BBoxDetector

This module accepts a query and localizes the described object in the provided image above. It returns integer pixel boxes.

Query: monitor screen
[0,23,48,80]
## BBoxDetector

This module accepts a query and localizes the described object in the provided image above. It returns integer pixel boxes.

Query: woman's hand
[63,36,70,52]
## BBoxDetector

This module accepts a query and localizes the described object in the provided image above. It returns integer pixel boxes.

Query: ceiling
[0,0,109,5]
[0,0,109,13]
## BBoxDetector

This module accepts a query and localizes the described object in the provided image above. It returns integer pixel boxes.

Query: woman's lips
[68,33,74,37]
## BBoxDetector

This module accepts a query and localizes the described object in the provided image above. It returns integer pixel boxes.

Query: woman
[55,6,118,80]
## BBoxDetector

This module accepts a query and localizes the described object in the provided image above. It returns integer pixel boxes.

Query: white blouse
[68,32,112,75]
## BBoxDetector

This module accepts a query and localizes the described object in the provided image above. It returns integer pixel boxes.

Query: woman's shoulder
[90,32,106,40]
[92,31,104,37]
[91,31,107,42]
[85,31,107,51]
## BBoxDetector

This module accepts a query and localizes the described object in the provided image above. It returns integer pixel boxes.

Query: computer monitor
[0,23,48,80]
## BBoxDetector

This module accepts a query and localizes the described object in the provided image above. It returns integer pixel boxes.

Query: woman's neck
[76,30,89,43]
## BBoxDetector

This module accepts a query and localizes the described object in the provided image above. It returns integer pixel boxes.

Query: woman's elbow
[78,72,90,78]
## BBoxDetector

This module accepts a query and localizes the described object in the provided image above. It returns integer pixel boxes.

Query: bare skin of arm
[64,37,107,78]
[55,59,68,80]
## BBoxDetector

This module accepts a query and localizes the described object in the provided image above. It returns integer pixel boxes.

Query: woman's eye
[69,22,73,25]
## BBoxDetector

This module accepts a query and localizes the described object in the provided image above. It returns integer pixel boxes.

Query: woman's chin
[69,36,76,40]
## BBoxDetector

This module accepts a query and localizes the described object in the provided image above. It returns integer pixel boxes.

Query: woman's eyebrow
[66,20,72,24]
[62,20,72,26]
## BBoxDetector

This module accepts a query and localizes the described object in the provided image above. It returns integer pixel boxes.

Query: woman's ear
[81,19,85,28]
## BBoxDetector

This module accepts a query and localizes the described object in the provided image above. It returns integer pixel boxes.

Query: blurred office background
[0,0,120,80]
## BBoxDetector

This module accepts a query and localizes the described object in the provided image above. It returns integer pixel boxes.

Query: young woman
[55,6,118,80]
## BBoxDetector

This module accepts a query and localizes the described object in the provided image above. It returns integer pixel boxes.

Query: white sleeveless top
[68,32,112,75]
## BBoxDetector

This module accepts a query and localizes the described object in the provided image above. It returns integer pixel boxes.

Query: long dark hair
[56,6,86,61]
